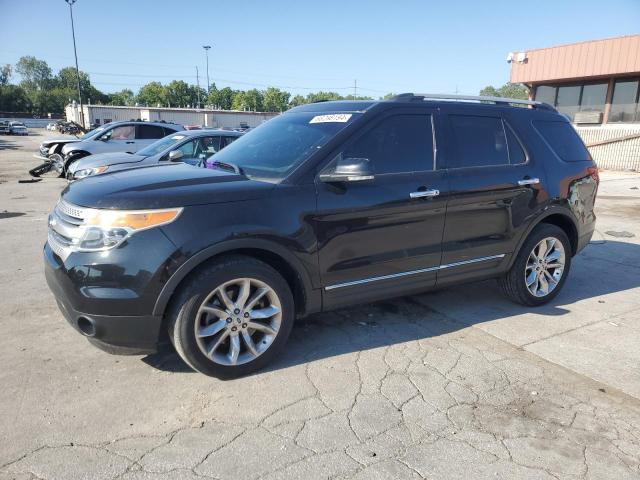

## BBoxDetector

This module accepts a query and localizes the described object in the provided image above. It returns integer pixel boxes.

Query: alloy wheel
[525,236,566,298]
[194,278,282,366]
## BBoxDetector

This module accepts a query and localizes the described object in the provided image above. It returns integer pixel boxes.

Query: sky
[1,0,639,98]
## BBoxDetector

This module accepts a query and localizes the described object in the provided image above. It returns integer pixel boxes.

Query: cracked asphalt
[1,132,640,480]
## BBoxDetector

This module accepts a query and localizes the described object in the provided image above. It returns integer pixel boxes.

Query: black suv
[45,94,598,377]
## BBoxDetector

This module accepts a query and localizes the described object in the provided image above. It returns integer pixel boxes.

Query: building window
[535,86,556,106]
[535,82,608,123]
[609,79,640,123]
[556,85,581,121]
[580,83,607,113]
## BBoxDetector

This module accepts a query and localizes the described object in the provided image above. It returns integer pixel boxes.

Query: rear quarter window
[532,120,591,162]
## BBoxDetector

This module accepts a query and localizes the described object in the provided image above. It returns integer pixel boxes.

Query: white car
[9,122,28,136]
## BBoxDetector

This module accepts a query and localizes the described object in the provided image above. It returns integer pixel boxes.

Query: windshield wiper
[210,160,243,175]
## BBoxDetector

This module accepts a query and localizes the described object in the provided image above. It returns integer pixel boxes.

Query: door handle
[518,178,540,186]
[126,141,135,144]
[410,189,440,199]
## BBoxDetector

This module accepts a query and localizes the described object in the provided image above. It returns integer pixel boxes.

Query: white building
[66,104,278,129]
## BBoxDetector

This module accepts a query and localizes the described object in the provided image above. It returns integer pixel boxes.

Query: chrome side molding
[325,254,506,291]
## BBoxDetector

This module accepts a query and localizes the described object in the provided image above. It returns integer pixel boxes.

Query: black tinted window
[505,124,527,165]
[533,120,591,162]
[449,115,508,168]
[344,115,434,174]
[137,125,166,139]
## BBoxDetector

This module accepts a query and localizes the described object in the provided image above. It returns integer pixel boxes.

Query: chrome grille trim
[47,201,89,261]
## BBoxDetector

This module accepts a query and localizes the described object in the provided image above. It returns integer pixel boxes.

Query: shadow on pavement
[0,138,20,150]
[143,239,640,375]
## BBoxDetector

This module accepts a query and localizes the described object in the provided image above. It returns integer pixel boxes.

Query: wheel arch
[508,208,579,269]
[154,239,320,320]
[64,150,91,170]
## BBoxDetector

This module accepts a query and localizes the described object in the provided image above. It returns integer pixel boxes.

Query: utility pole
[203,45,211,94]
[195,66,201,108]
[353,79,357,100]
[65,0,84,128]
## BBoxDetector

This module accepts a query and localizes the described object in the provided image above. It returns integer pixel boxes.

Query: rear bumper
[44,243,164,355]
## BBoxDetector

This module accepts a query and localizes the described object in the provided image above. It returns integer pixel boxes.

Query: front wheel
[499,224,572,306]
[168,255,295,378]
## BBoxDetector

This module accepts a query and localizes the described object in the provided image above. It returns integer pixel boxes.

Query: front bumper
[43,231,177,354]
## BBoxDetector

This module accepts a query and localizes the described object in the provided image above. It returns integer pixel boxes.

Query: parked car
[56,120,184,174]
[44,94,598,378]
[0,121,9,135]
[67,129,242,180]
[9,121,28,135]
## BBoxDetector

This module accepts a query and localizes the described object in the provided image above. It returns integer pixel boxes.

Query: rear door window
[137,124,166,139]
[532,120,591,162]
[448,115,509,168]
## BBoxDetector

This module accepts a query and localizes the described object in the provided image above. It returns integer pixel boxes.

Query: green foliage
[4,55,381,115]
[108,89,135,106]
[232,89,264,111]
[0,84,31,112]
[136,81,166,107]
[262,87,290,112]
[16,56,53,91]
[207,85,236,110]
[0,64,11,86]
[479,83,528,100]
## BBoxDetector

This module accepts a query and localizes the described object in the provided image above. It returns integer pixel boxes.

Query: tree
[15,56,53,91]
[109,89,135,106]
[479,83,528,100]
[289,94,306,108]
[164,80,195,107]
[0,84,30,112]
[305,91,343,103]
[232,89,264,111]
[0,64,11,86]
[207,86,235,110]
[262,87,290,112]
[136,81,166,106]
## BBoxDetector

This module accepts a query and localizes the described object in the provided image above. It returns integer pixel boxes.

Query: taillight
[587,167,599,186]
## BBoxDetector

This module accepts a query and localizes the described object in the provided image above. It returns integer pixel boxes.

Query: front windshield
[136,134,188,157]
[211,111,361,181]
[80,126,105,140]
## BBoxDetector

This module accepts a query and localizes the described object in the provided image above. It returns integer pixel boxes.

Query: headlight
[67,208,182,252]
[73,166,109,179]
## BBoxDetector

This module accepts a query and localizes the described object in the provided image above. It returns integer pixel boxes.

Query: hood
[61,163,274,210]
[41,137,81,147]
[68,152,145,174]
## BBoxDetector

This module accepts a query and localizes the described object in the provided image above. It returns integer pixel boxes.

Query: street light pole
[65,0,85,129]
[203,45,211,94]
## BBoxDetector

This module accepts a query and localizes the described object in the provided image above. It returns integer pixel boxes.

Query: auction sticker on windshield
[309,114,352,124]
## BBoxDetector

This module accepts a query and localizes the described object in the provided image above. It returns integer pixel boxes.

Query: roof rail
[389,93,556,111]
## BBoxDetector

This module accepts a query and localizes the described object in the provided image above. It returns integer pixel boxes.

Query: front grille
[47,200,88,260]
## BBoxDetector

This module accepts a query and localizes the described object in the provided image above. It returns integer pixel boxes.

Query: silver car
[59,120,184,174]
[68,129,242,180]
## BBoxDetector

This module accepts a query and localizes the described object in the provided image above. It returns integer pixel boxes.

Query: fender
[152,237,321,317]
[506,203,579,270]
[64,150,91,171]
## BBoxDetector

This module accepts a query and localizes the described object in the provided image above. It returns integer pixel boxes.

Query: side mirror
[99,132,111,141]
[168,150,184,162]
[319,157,374,183]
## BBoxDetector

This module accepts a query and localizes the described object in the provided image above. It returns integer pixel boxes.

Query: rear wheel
[168,255,295,378]
[499,224,571,306]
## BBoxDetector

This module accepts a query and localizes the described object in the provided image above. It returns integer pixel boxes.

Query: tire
[168,255,295,378]
[499,223,572,306]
